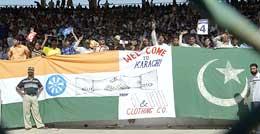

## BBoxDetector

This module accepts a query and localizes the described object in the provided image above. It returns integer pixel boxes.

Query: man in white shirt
[246,63,260,109]
[178,31,201,48]
[248,63,260,105]
[245,63,260,134]
[213,32,234,48]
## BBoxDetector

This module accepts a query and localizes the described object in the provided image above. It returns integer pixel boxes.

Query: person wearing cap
[41,34,61,56]
[7,35,30,60]
[112,35,125,50]
[16,67,45,130]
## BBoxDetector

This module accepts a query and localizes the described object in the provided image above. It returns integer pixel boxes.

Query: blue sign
[46,75,67,96]
[62,27,73,37]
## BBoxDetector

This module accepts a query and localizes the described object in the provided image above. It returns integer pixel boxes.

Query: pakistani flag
[173,47,260,120]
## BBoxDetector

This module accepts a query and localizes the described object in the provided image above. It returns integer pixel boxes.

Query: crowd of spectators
[0,0,259,60]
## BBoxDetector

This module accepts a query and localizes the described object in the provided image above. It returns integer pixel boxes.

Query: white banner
[197,19,208,35]
[118,45,175,119]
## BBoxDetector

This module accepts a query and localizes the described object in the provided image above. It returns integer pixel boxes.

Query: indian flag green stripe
[2,97,118,128]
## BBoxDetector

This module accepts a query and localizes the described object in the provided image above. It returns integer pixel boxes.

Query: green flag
[173,47,260,120]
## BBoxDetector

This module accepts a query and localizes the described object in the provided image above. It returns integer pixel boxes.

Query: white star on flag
[216,61,244,84]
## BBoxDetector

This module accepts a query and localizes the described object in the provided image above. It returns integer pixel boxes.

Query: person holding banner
[16,67,46,130]
[61,28,79,55]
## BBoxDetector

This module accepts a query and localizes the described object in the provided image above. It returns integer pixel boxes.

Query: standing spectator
[56,0,60,8]
[41,35,61,56]
[61,0,66,8]
[245,63,260,133]
[67,0,73,8]
[16,67,46,130]
[48,0,55,8]
[8,35,30,60]
[40,0,46,8]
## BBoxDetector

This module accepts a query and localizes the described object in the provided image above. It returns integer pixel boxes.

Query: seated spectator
[0,39,9,60]
[202,37,214,48]
[112,35,125,50]
[129,40,139,51]
[213,32,234,48]
[170,35,179,46]
[74,38,94,54]
[138,37,151,50]
[0,45,8,60]
[8,35,30,60]
[7,33,14,47]
[96,37,109,52]
[179,31,200,48]
[231,36,242,48]
[42,35,61,56]
[31,41,43,58]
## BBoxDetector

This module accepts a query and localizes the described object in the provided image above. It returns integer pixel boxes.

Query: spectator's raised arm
[41,34,49,49]
[7,49,12,60]
[151,21,158,46]
[24,46,30,59]
[73,35,84,48]
[71,28,79,41]
[179,31,188,47]
[196,35,203,47]
[213,34,222,44]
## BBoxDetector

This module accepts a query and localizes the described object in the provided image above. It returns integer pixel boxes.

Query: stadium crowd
[0,0,259,60]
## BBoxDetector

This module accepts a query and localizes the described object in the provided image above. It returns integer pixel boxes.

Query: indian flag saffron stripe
[0,51,119,79]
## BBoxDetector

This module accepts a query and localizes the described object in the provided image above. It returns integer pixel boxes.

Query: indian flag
[0,46,175,128]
